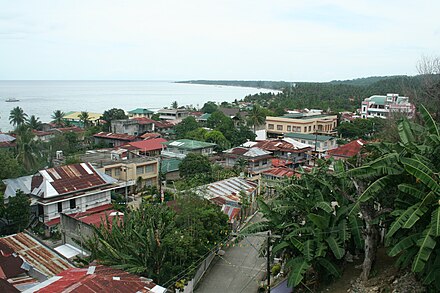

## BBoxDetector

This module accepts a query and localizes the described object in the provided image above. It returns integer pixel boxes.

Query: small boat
[5,98,20,102]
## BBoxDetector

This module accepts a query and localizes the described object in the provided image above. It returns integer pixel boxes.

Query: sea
[0,80,277,132]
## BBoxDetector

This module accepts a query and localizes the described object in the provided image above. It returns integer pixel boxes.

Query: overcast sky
[0,0,439,81]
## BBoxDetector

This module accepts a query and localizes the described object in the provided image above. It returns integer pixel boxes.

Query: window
[304,127,307,132]
[308,126,311,132]
[145,165,154,173]
[115,168,120,176]
[301,140,306,143]
[268,124,274,130]
[105,169,112,176]
[276,125,283,131]
[287,126,291,131]
[136,166,144,175]
[58,202,62,213]
[262,159,268,165]
[70,199,76,209]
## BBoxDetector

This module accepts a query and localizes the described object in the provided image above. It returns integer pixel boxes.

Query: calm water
[0,80,276,132]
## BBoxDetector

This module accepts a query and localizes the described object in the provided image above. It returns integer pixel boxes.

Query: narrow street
[195,213,266,293]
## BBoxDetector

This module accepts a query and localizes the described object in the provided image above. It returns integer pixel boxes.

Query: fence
[180,250,216,293]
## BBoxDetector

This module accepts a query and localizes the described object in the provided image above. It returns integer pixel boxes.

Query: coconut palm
[51,110,65,127]
[78,111,90,128]
[247,104,266,133]
[27,115,42,130]
[15,124,40,171]
[9,106,28,127]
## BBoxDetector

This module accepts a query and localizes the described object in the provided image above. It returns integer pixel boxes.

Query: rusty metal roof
[0,232,73,278]
[34,163,111,197]
[35,265,166,293]
[94,132,138,141]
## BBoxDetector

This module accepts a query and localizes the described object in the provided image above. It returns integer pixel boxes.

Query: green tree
[204,130,230,151]
[243,160,361,289]
[179,153,212,179]
[9,106,28,127]
[348,105,440,289]
[186,127,208,141]
[0,150,21,180]
[51,110,65,127]
[172,101,178,109]
[247,104,266,133]
[5,190,31,232]
[78,111,90,128]
[201,101,218,114]
[101,108,128,131]
[174,116,199,139]
[15,125,41,171]
[27,115,43,130]
[84,196,229,285]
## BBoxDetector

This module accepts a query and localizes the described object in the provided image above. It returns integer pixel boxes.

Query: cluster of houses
[0,94,415,292]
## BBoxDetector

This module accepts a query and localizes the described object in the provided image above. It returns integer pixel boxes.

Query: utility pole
[267,230,271,292]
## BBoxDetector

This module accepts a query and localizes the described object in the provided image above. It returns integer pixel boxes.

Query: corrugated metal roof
[34,265,166,293]
[327,139,366,158]
[0,233,73,278]
[94,132,137,141]
[0,133,16,142]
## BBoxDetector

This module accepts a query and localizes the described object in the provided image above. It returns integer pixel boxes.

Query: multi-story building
[127,108,154,119]
[223,147,273,175]
[81,148,160,189]
[360,93,415,119]
[2,163,118,228]
[266,112,338,137]
[248,138,313,168]
[284,132,338,154]
[111,118,155,136]
[157,108,189,120]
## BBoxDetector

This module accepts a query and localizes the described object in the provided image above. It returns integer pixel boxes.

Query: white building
[361,93,415,119]
[3,163,118,228]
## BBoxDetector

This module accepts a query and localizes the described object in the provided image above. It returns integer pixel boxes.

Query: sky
[0,0,439,81]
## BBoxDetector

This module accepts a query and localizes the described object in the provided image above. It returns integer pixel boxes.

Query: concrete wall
[60,213,95,253]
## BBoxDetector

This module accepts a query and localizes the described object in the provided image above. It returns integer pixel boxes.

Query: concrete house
[157,108,189,120]
[284,132,337,156]
[223,147,273,175]
[111,118,155,136]
[127,108,154,118]
[93,132,138,147]
[161,139,216,159]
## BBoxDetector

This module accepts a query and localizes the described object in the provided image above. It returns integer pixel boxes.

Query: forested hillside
[180,75,433,113]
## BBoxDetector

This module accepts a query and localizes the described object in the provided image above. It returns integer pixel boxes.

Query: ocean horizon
[0,80,277,132]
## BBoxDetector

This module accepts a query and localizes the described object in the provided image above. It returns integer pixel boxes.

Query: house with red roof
[2,163,119,230]
[33,265,166,293]
[123,137,168,156]
[93,132,139,147]
[326,139,367,160]
[0,133,16,149]
[252,138,313,168]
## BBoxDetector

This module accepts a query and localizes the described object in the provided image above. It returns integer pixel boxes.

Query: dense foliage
[84,196,230,285]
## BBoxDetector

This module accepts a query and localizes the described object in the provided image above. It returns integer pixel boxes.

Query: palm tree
[171,101,178,109]
[51,110,65,127]
[9,106,28,127]
[78,111,90,128]
[27,115,42,130]
[247,104,266,133]
[15,124,40,171]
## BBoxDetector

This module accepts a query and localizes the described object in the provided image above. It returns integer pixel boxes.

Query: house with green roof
[160,158,182,180]
[284,132,337,153]
[161,139,217,159]
[360,93,415,119]
[128,108,154,118]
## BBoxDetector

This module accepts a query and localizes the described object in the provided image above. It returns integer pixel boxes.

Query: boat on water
[5,98,20,102]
